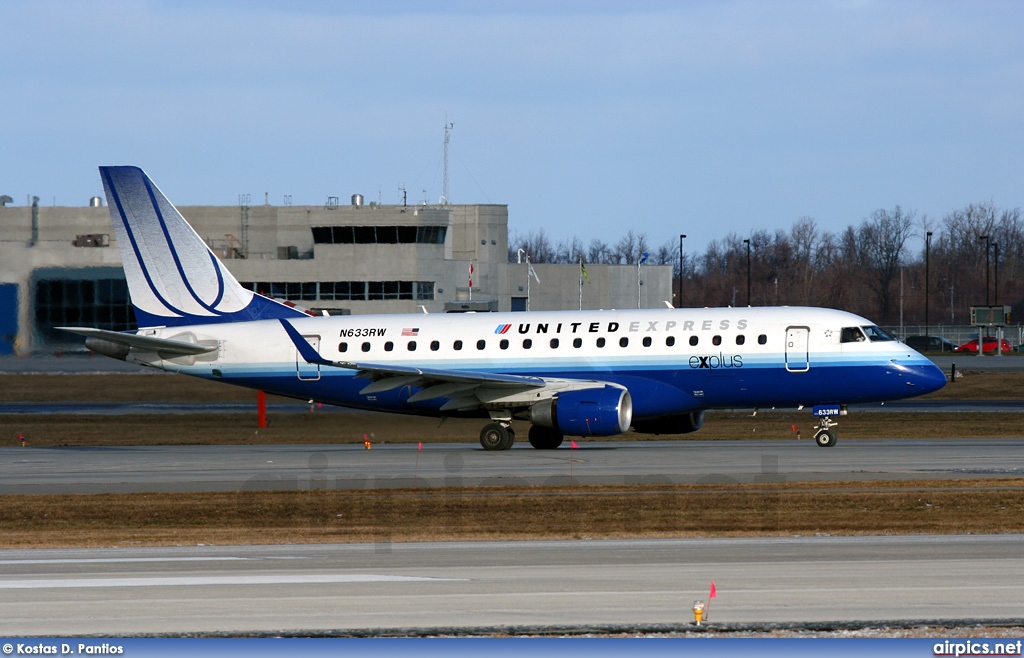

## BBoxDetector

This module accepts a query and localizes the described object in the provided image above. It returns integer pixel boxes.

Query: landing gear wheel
[528,425,564,450]
[480,423,511,451]
[501,425,516,450]
[814,429,837,448]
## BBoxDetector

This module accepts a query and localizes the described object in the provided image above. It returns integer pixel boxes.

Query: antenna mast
[238,193,250,258]
[442,116,453,206]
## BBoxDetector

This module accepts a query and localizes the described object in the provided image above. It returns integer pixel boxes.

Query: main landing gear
[479,422,515,451]
[527,425,563,450]
[478,421,565,451]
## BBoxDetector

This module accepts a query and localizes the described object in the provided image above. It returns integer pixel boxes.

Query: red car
[956,336,1013,353]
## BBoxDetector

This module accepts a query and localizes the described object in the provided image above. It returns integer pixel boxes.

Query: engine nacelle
[632,411,705,435]
[84,337,130,361]
[530,386,633,437]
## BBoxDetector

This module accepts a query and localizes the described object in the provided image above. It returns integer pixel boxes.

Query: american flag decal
[402,327,420,336]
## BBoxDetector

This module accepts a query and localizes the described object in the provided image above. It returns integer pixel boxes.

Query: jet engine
[529,385,632,436]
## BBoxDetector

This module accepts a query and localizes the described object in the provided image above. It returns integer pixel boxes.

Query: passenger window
[453,340,463,351]
[619,337,629,348]
[339,342,348,353]
[689,336,698,346]
[500,339,509,350]
[596,337,606,348]
[712,335,722,346]
[841,327,866,343]
[523,339,533,349]
[477,339,486,350]
[573,337,582,348]
[361,342,371,352]
[666,336,675,347]
[736,335,745,346]
[384,341,394,352]
[642,336,652,347]
[430,340,440,351]
[407,341,417,351]
[758,334,767,345]
[550,338,559,349]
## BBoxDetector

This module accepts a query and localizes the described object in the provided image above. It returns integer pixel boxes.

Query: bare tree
[843,205,916,320]
[509,229,556,263]
[788,217,820,305]
[612,230,649,265]
[587,238,612,265]
[554,236,585,264]
[651,239,677,268]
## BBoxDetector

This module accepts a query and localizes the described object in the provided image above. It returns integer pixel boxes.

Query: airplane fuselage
[129,305,943,419]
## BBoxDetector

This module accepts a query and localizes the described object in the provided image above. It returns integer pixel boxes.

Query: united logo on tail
[99,166,305,328]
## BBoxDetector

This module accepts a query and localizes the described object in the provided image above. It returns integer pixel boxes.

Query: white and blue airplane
[63,166,946,450]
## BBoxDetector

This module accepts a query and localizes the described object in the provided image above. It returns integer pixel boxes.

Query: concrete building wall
[507,262,672,312]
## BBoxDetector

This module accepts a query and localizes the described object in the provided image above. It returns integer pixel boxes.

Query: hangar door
[0,284,18,355]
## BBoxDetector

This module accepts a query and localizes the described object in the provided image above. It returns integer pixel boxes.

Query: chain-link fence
[882,324,1023,350]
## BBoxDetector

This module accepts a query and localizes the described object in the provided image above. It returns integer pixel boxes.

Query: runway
[3,438,1023,495]
[1,536,1022,636]
[5,384,1023,635]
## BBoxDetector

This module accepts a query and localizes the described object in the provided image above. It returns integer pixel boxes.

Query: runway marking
[0,557,249,565]
[0,574,466,589]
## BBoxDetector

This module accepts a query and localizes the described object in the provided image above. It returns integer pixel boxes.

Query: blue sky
[3,1,1022,254]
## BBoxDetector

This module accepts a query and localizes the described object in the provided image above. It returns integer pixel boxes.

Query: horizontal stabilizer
[58,327,218,356]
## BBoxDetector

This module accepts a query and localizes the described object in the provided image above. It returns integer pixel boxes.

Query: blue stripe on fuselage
[191,356,943,419]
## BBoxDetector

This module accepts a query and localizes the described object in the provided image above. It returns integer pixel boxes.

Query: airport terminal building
[0,196,670,355]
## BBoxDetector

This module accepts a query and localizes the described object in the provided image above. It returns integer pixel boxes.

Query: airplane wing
[280,319,603,411]
[58,327,218,357]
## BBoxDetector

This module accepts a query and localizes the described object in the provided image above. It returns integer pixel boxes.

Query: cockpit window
[840,327,866,343]
[842,325,896,343]
[861,325,896,342]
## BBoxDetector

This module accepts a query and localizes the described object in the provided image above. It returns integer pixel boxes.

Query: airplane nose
[889,358,947,396]
[912,362,947,394]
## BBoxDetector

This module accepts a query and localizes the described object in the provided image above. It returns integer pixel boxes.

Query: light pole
[743,238,751,306]
[994,241,1002,355]
[925,231,932,338]
[979,235,990,306]
[677,234,686,308]
[993,242,999,305]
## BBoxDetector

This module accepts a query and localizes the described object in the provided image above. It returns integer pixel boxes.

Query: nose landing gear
[813,416,838,447]
[810,404,845,447]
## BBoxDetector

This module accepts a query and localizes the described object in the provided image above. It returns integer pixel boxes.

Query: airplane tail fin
[99,166,307,328]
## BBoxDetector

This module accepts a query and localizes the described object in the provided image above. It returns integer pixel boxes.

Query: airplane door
[295,334,322,381]
[785,326,810,372]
